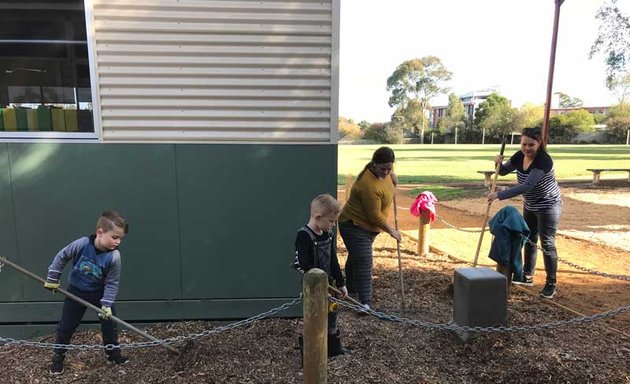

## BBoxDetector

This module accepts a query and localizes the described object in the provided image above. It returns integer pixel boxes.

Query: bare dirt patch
[379,184,630,329]
[427,184,630,252]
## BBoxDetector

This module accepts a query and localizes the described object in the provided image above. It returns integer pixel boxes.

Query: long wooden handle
[0,256,179,355]
[472,139,507,267]
[328,285,364,308]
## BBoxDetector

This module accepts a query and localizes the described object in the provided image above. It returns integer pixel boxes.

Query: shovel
[0,256,180,355]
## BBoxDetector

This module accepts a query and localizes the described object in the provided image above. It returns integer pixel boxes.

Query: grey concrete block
[452,267,508,341]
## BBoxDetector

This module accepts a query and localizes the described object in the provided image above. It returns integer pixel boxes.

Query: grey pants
[339,221,378,306]
[523,202,562,285]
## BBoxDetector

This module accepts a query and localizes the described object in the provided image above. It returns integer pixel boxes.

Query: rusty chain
[0,295,303,351]
[331,297,630,333]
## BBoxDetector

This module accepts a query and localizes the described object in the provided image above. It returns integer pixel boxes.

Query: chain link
[399,205,489,233]
[520,235,630,282]
[0,295,303,351]
[331,297,630,333]
[422,210,630,282]
[434,214,490,233]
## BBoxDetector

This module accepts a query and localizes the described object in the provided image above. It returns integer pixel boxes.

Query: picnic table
[586,168,630,184]
[477,170,515,187]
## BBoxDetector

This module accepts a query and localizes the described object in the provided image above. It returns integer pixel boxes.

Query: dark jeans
[523,202,561,285]
[53,285,120,357]
[339,221,378,306]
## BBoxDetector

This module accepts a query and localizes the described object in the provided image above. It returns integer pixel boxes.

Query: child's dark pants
[53,285,120,357]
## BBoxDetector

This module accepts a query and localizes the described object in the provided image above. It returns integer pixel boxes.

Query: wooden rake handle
[472,139,506,267]
[0,256,179,355]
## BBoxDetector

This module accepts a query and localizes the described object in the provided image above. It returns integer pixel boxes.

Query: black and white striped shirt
[497,150,561,211]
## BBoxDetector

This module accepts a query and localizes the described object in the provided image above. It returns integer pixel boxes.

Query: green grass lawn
[338,144,630,185]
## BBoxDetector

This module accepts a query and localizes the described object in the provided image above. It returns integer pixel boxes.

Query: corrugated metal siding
[88,0,336,143]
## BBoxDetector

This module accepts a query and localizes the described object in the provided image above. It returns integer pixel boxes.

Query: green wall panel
[0,143,22,302]
[7,143,181,302]
[176,144,337,299]
[0,143,335,332]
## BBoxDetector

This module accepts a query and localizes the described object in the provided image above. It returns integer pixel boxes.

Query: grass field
[338,144,630,185]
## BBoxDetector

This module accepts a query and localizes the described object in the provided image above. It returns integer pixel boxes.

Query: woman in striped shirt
[488,127,562,299]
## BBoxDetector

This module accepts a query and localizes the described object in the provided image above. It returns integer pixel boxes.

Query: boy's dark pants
[53,285,121,358]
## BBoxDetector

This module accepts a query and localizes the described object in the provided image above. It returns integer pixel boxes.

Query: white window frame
[0,1,100,143]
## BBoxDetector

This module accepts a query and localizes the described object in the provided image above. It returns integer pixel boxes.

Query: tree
[362,122,386,143]
[362,122,403,144]
[604,102,630,143]
[338,117,362,140]
[519,103,544,128]
[391,99,424,136]
[608,71,630,102]
[548,109,596,143]
[437,93,467,139]
[473,93,520,142]
[590,0,630,90]
[358,120,371,132]
[386,56,452,142]
[479,107,522,141]
[555,92,583,108]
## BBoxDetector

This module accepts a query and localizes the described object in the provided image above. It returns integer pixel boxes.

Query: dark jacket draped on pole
[488,206,530,280]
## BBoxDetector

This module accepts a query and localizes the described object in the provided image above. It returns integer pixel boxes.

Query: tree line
[340,0,630,145]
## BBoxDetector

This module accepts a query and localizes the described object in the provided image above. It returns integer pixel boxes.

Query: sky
[339,0,626,123]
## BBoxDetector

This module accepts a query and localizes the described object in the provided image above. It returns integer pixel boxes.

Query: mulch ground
[1,231,629,383]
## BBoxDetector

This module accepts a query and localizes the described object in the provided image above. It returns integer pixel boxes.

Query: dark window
[0,1,94,136]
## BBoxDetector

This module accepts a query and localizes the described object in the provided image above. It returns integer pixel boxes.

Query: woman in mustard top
[338,147,401,309]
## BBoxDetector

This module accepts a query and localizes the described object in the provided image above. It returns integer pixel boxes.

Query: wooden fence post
[418,209,431,256]
[303,269,328,384]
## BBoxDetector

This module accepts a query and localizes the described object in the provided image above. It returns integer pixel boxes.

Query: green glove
[43,281,60,292]
[98,306,112,320]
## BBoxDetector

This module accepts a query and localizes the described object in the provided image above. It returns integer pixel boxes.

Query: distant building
[430,88,499,129]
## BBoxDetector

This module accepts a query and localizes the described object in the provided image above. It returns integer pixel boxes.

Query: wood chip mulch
[1,235,628,383]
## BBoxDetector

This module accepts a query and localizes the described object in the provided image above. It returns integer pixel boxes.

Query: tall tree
[386,56,452,142]
[590,0,630,90]
[474,93,521,141]
[437,93,467,136]
[609,71,630,102]
[555,92,583,108]
[519,103,544,128]
[391,99,425,135]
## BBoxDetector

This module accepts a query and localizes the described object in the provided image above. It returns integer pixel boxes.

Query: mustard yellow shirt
[339,169,394,233]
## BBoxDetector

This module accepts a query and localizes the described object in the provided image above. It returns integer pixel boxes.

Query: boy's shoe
[107,354,129,365]
[327,330,350,357]
[540,283,557,299]
[512,275,533,287]
[49,354,64,375]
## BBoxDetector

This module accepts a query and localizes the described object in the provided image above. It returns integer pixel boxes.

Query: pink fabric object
[410,191,438,222]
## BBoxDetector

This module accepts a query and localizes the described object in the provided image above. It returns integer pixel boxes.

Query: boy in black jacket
[293,193,349,357]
